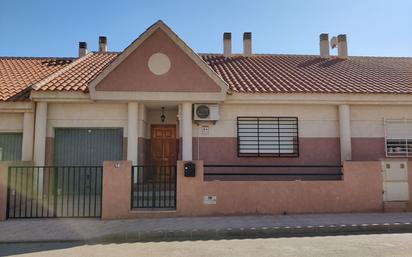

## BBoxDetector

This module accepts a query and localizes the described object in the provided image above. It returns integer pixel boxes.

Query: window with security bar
[237,117,299,157]
[385,119,412,157]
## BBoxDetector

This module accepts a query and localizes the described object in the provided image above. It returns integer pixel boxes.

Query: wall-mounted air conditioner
[193,104,220,122]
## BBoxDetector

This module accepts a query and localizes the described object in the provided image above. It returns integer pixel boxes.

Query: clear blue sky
[1,0,411,57]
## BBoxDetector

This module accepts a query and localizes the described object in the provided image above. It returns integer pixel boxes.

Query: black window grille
[237,117,299,157]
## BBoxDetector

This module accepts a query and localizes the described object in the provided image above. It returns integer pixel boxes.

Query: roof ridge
[31,53,93,91]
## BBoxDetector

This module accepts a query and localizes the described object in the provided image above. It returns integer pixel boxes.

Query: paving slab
[1,212,412,243]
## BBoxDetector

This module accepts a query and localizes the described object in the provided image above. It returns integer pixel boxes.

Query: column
[33,102,47,166]
[339,104,352,162]
[21,111,35,161]
[127,102,139,165]
[181,103,192,161]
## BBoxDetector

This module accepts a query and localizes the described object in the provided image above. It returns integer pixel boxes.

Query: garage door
[54,128,123,166]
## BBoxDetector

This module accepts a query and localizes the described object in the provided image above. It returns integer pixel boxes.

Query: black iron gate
[7,166,103,218]
[131,166,176,209]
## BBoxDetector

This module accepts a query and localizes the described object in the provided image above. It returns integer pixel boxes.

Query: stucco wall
[351,105,412,160]
[46,103,128,137]
[9,102,411,165]
[0,113,23,132]
[191,104,412,163]
[100,160,388,219]
[176,161,383,216]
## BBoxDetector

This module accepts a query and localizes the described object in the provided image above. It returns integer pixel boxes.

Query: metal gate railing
[131,166,176,209]
[7,166,103,219]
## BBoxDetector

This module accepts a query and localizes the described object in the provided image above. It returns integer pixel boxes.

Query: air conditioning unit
[194,104,220,122]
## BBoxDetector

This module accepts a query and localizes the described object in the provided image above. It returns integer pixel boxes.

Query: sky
[0,0,411,58]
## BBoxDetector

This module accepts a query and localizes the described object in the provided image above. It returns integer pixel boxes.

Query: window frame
[384,119,412,158]
[237,116,299,158]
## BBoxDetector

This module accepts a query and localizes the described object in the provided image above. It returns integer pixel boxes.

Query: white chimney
[223,32,232,57]
[337,34,348,59]
[78,42,88,57]
[99,36,107,52]
[243,32,252,56]
[319,33,330,58]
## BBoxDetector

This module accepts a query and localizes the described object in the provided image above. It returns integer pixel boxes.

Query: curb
[92,223,412,243]
[2,223,412,244]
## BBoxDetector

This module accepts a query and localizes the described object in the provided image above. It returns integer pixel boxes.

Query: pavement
[1,212,412,243]
[2,234,412,257]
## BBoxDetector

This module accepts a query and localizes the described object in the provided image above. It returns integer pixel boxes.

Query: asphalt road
[1,233,412,257]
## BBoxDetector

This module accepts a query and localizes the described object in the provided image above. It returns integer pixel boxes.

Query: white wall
[46,103,128,137]
[40,103,412,141]
[351,105,412,138]
[145,109,179,138]
[0,113,23,132]
[193,104,339,138]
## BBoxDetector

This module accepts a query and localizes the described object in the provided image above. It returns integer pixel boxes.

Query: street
[1,233,412,257]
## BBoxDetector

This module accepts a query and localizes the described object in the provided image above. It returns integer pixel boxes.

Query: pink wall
[100,160,391,220]
[352,138,386,161]
[96,29,221,93]
[193,137,341,164]
[177,161,384,216]
[101,161,179,219]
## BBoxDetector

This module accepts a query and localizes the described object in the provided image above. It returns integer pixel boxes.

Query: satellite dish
[330,36,338,49]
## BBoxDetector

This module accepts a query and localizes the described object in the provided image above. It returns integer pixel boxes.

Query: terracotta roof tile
[2,52,412,100]
[34,52,118,93]
[0,57,73,101]
[201,54,412,94]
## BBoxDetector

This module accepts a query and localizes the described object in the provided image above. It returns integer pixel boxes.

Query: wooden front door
[150,125,177,166]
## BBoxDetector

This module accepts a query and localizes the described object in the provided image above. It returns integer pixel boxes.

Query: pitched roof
[201,54,412,94]
[2,52,412,101]
[33,52,118,92]
[0,57,73,101]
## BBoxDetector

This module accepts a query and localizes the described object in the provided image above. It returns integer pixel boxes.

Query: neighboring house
[1,20,412,219]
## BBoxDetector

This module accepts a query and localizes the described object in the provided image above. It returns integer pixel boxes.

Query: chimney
[243,32,252,56]
[319,33,330,58]
[99,36,107,52]
[223,32,232,57]
[337,34,348,59]
[78,42,88,57]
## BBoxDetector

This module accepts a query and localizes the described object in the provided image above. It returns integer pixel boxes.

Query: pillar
[22,111,35,161]
[181,103,192,161]
[339,104,352,162]
[33,102,47,166]
[127,102,139,165]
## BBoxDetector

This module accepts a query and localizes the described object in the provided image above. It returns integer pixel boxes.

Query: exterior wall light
[160,107,166,123]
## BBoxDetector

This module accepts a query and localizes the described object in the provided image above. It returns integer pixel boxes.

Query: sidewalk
[1,213,412,243]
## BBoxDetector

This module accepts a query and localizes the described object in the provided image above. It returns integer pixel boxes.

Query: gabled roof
[88,20,228,97]
[0,57,73,101]
[2,22,412,101]
[201,54,412,94]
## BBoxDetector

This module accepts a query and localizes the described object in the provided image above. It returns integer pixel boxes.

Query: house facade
[1,20,412,219]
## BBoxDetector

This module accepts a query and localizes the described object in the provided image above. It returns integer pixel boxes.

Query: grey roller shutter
[54,128,123,166]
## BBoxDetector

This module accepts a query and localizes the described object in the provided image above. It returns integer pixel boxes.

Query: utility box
[184,162,196,177]
[381,160,409,201]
